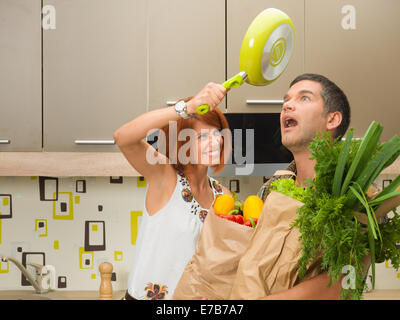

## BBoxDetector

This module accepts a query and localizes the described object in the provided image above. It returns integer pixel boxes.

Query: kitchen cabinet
[305,0,400,141]
[0,0,42,151]
[2,0,399,156]
[43,0,147,151]
[147,0,225,110]
[226,0,305,113]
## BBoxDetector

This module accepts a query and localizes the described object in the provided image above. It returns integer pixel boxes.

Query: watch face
[175,101,186,112]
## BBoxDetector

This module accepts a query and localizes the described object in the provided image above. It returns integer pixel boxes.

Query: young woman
[114,82,232,300]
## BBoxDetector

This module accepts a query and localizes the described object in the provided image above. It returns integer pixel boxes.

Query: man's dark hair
[289,73,351,140]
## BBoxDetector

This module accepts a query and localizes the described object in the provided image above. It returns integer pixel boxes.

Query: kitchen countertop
[363,289,400,300]
[0,152,140,177]
[0,289,398,300]
[0,152,398,177]
[0,290,126,300]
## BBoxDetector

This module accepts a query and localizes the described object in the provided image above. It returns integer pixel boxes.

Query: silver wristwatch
[174,100,192,119]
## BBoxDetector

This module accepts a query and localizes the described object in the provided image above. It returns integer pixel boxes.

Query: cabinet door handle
[166,101,177,106]
[74,140,115,145]
[0,139,10,144]
[246,99,284,105]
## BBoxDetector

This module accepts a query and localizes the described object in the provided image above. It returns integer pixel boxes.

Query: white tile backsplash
[0,173,399,293]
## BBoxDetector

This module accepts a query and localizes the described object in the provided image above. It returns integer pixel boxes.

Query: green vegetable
[375,209,400,268]
[272,121,400,300]
[349,183,380,241]
[346,135,400,209]
[332,128,353,197]
[232,191,244,213]
[340,121,383,197]
[374,174,400,200]
[228,209,239,215]
[270,178,306,202]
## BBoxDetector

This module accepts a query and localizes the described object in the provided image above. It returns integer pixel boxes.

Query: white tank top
[127,171,224,300]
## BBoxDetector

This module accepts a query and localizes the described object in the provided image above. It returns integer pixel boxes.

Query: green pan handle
[196,72,247,114]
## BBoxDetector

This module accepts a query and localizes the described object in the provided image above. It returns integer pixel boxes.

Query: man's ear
[326,111,342,131]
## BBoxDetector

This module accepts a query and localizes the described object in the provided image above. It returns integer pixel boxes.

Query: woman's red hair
[160,98,231,174]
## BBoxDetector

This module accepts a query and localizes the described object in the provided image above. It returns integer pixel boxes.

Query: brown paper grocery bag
[172,208,254,300]
[230,191,322,299]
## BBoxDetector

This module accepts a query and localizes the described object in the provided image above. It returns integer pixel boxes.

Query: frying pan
[197,8,295,114]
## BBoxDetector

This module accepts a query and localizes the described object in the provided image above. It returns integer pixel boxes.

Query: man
[257,73,353,299]
[174,74,365,300]
[258,73,350,202]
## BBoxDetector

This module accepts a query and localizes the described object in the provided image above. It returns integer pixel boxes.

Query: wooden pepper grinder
[99,262,113,300]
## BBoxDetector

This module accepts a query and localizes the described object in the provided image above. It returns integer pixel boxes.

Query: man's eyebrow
[299,90,315,96]
[283,90,315,101]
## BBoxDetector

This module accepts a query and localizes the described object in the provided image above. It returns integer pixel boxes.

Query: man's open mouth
[283,117,298,128]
